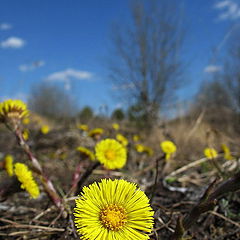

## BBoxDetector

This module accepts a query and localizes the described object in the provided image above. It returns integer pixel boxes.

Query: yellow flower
[76,146,95,161]
[144,146,154,156]
[135,144,153,156]
[135,144,145,153]
[204,148,218,159]
[74,179,154,240]
[41,125,50,134]
[14,163,40,199]
[88,128,104,137]
[22,129,29,141]
[133,134,140,142]
[95,139,127,169]
[160,140,177,160]
[221,144,233,160]
[22,117,30,125]
[77,124,88,131]
[0,99,28,122]
[112,123,120,130]
[116,133,128,147]
[4,154,14,176]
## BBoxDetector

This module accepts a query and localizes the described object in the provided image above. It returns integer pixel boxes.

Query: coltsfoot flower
[160,140,177,160]
[74,179,154,240]
[41,125,50,134]
[95,139,127,169]
[0,99,28,123]
[204,148,218,159]
[221,144,233,160]
[4,154,14,176]
[76,146,95,161]
[88,128,104,138]
[112,123,120,130]
[116,133,128,146]
[77,124,88,131]
[14,163,40,199]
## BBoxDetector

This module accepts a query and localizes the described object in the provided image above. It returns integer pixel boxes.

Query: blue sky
[0,0,240,114]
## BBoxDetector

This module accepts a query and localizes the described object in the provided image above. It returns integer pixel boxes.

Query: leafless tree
[108,0,186,125]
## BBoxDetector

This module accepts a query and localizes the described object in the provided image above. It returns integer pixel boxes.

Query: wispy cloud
[214,0,240,20]
[204,65,222,73]
[0,23,12,30]
[1,37,26,48]
[19,61,45,72]
[46,68,93,90]
[111,83,135,90]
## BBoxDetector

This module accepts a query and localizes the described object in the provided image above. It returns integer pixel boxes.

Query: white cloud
[214,0,240,20]
[19,60,45,72]
[0,23,12,30]
[46,68,93,91]
[1,37,26,48]
[204,65,222,73]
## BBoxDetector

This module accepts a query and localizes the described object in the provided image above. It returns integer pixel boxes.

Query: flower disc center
[104,150,116,161]
[100,204,127,231]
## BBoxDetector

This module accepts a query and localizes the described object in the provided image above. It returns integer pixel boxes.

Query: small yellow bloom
[144,146,154,156]
[88,128,104,137]
[112,123,120,130]
[95,139,127,169]
[221,144,233,160]
[22,117,30,125]
[4,154,14,176]
[135,144,145,153]
[0,99,28,122]
[204,148,218,159]
[22,129,29,141]
[77,124,88,131]
[160,140,177,160]
[41,125,50,134]
[76,146,95,161]
[116,133,128,146]
[14,163,40,199]
[133,134,140,142]
[135,144,153,156]
[74,179,154,240]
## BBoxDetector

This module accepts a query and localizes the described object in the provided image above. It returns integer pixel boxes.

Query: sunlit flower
[22,129,29,141]
[116,133,128,147]
[112,123,120,131]
[4,154,14,176]
[135,144,153,156]
[133,134,140,142]
[14,163,40,199]
[76,146,95,161]
[221,144,233,160]
[0,99,28,123]
[41,125,50,134]
[160,140,177,160]
[88,128,104,138]
[204,148,218,159]
[22,117,30,125]
[77,124,88,131]
[74,179,154,240]
[95,139,127,169]
[135,144,145,153]
[144,146,154,157]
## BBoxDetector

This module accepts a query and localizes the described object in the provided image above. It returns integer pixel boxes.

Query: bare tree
[108,0,185,125]
[28,83,77,119]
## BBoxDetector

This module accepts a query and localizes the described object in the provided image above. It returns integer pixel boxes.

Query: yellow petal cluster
[133,134,140,142]
[88,128,104,137]
[0,99,28,122]
[221,144,233,160]
[74,179,154,240]
[77,124,89,131]
[41,125,50,134]
[116,133,128,146]
[76,146,95,161]
[4,154,14,176]
[160,140,177,160]
[112,123,120,130]
[135,144,153,156]
[14,163,40,199]
[95,139,127,169]
[22,129,29,141]
[204,148,218,159]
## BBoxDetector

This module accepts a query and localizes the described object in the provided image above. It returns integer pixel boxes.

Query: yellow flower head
[160,140,176,160]
[135,144,145,153]
[22,117,30,125]
[76,146,95,161]
[204,148,218,159]
[74,179,154,240]
[133,134,140,142]
[4,154,14,176]
[14,163,40,199]
[112,123,120,131]
[144,146,154,157]
[221,144,233,160]
[0,99,28,122]
[135,144,153,156]
[88,128,104,137]
[77,124,88,131]
[41,125,50,134]
[116,133,128,147]
[22,129,29,141]
[95,139,127,169]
